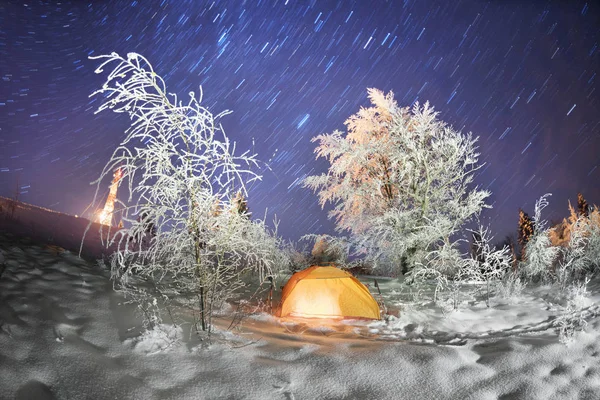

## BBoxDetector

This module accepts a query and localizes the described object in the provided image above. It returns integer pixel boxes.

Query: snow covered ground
[2,231,600,399]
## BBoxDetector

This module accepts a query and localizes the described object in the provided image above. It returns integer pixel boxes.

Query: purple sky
[1,0,599,243]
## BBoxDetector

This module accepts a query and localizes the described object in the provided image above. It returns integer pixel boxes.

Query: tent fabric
[278,266,380,320]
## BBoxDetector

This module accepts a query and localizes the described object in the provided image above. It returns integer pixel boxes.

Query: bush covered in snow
[514,194,600,341]
[522,194,600,287]
[409,223,512,310]
[84,53,288,335]
[520,194,559,282]
[554,277,592,343]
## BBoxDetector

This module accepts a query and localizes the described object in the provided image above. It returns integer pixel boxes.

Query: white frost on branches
[411,223,512,310]
[304,88,490,273]
[521,194,559,281]
[555,277,591,344]
[555,206,600,288]
[465,225,512,307]
[522,193,600,291]
[83,52,285,334]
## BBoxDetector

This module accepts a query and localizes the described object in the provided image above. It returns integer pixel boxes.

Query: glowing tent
[278,266,380,320]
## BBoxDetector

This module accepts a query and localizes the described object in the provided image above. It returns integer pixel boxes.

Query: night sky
[1,0,599,244]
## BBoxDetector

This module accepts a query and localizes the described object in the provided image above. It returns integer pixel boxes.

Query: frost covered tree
[83,53,284,334]
[523,193,600,291]
[410,223,511,310]
[555,206,600,286]
[466,225,512,307]
[549,202,579,247]
[304,88,490,274]
[521,194,559,281]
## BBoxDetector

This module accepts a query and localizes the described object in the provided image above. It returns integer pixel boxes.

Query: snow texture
[2,230,600,400]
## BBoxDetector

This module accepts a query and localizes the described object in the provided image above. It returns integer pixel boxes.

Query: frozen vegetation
[1,229,600,399]
[84,53,287,334]
[1,52,600,398]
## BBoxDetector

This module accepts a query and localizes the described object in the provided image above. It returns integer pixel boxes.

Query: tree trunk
[267,276,274,314]
[200,286,206,332]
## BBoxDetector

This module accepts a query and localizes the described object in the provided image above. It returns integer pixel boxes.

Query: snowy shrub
[585,209,600,270]
[556,219,589,289]
[555,277,591,344]
[465,225,512,307]
[553,208,600,291]
[84,53,284,334]
[409,222,512,309]
[521,233,559,281]
[523,194,600,289]
[411,261,448,306]
[495,271,525,301]
[304,89,490,275]
[521,194,559,282]
[410,237,461,308]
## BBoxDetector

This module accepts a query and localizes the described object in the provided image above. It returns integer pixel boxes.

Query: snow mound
[125,324,183,355]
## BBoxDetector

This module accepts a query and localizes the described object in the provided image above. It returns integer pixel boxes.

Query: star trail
[1,0,599,243]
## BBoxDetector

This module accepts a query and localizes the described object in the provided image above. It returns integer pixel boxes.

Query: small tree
[523,194,599,293]
[521,194,559,281]
[496,234,518,271]
[577,192,589,218]
[548,201,579,247]
[83,53,283,334]
[556,206,600,286]
[517,209,535,259]
[466,225,512,307]
[304,88,490,275]
[412,223,511,310]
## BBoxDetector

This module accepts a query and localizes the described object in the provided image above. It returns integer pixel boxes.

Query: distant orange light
[97,167,123,226]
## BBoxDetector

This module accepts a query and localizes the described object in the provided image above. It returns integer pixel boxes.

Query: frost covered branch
[304,89,490,275]
[84,52,285,335]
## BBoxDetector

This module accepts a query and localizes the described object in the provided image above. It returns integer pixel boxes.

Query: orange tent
[278,266,380,320]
